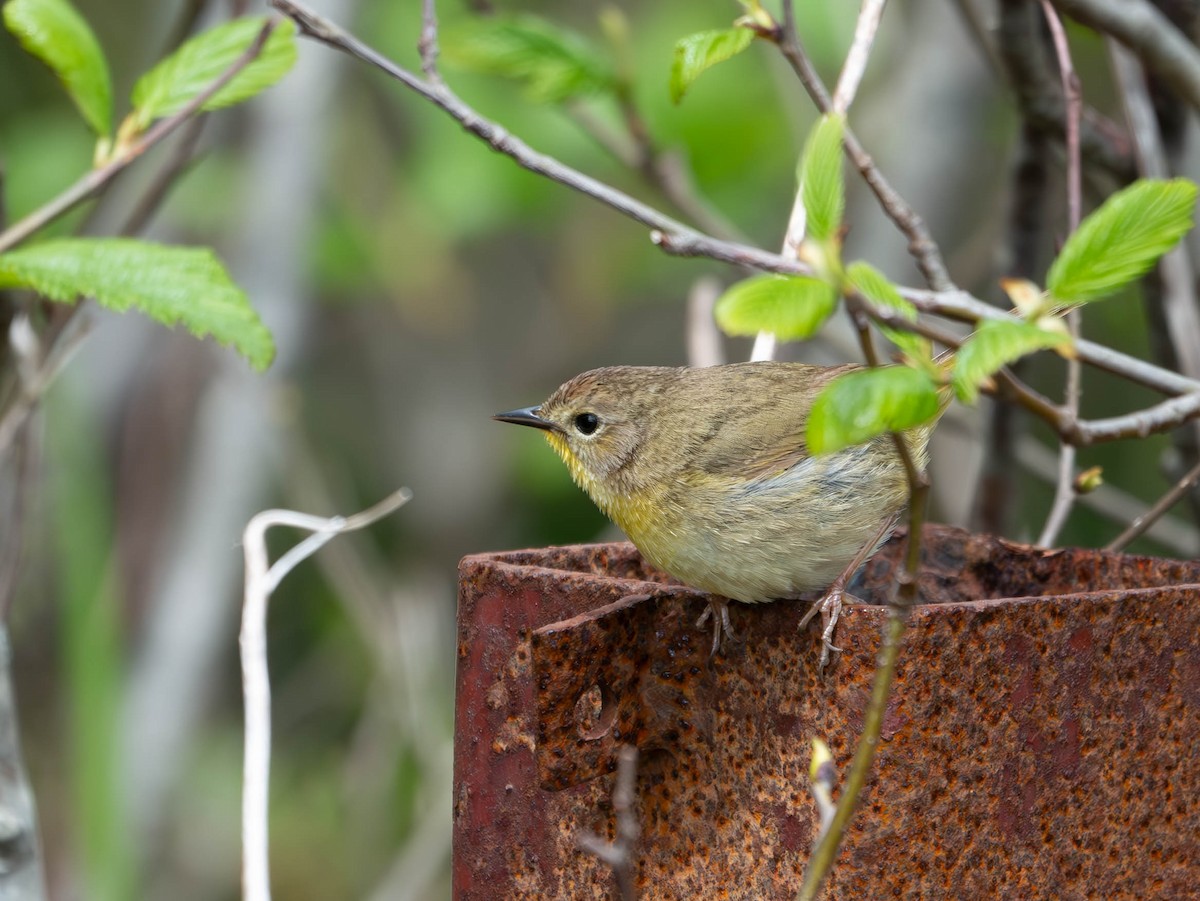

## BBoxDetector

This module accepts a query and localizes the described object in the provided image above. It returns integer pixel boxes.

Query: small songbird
[495,362,933,656]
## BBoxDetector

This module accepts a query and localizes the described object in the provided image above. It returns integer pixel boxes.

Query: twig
[796,607,907,901]
[1037,0,1083,548]
[832,0,888,114]
[777,0,953,291]
[578,745,640,901]
[120,117,208,236]
[686,276,724,368]
[995,0,1132,181]
[976,122,1050,534]
[1106,456,1200,551]
[795,300,931,897]
[240,488,413,901]
[0,312,90,458]
[418,0,440,81]
[0,20,278,254]
[1048,0,1200,110]
[1017,435,1199,554]
[759,0,887,361]
[1110,38,1200,524]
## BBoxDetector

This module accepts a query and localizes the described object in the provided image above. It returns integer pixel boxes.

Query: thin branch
[796,607,907,901]
[120,117,209,236]
[758,0,890,361]
[1106,456,1200,551]
[241,488,413,901]
[1110,38,1200,524]
[996,0,1133,181]
[777,0,952,291]
[0,20,278,254]
[1048,0,1200,110]
[1037,0,1084,548]
[832,0,888,114]
[686,276,724,368]
[1017,435,1199,554]
[578,745,640,901]
[418,0,440,81]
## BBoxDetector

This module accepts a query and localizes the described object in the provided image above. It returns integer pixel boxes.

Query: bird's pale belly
[620,443,908,603]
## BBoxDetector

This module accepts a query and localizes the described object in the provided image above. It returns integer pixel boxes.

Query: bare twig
[1017,435,1199,554]
[686,276,724,368]
[995,0,1132,180]
[120,117,208,236]
[1037,1,1084,548]
[578,745,640,901]
[0,20,278,254]
[418,0,440,81]
[1048,0,1200,110]
[1110,39,1200,524]
[832,0,888,114]
[777,0,953,291]
[0,312,90,458]
[241,488,413,901]
[1106,456,1200,551]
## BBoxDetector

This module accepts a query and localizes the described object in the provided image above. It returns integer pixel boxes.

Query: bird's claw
[696,598,736,656]
[801,584,845,672]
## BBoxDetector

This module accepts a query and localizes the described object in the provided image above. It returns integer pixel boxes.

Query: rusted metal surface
[454,525,1200,899]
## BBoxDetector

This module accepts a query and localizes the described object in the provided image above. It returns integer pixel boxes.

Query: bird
[495,361,933,660]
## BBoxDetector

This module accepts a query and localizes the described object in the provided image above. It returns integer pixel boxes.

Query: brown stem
[1036,1,1084,548]
[1048,0,1200,109]
[776,0,953,291]
[1106,455,1200,550]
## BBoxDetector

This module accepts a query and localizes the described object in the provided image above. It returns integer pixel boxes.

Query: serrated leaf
[0,238,274,370]
[4,0,112,135]
[799,113,845,242]
[714,274,836,341]
[444,15,616,103]
[952,319,1072,403]
[130,16,296,130]
[807,365,941,454]
[844,261,929,360]
[670,28,753,104]
[1047,178,1198,303]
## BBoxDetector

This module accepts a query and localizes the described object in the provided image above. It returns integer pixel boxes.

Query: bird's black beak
[493,406,555,431]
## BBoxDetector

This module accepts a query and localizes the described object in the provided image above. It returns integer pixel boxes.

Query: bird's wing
[688,363,854,481]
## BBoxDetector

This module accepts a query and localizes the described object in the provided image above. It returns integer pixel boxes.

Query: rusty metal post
[454,525,1200,899]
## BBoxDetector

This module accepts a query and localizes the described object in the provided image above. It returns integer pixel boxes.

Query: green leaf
[444,15,616,103]
[670,28,753,104]
[0,238,275,370]
[952,319,1072,403]
[4,0,112,135]
[807,365,941,454]
[844,261,929,359]
[130,16,296,130]
[714,274,837,340]
[799,113,845,242]
[1047,178,1198,303]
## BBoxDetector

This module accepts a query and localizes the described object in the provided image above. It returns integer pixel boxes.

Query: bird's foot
[695,597,736,656]
[800,583,845,672]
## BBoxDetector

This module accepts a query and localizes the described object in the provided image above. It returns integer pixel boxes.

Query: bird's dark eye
[574,412,600,436]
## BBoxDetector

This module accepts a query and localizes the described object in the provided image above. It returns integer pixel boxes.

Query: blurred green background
[2,0,1197,898]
